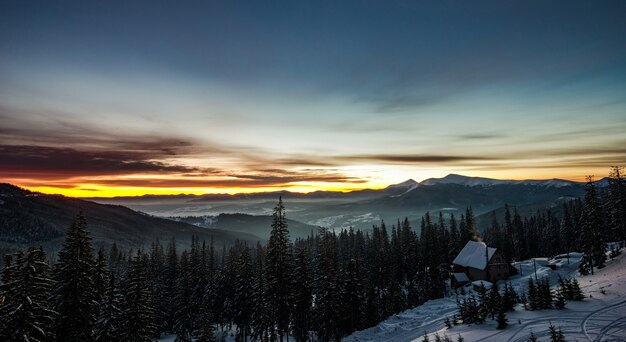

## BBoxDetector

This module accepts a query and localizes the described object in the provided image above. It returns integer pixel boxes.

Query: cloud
[0,145,201,178]
[343,154,495,164]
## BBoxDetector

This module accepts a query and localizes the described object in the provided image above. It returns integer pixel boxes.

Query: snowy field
[345,250,626,342]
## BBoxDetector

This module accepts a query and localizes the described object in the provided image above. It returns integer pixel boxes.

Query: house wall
[487,251,510,282]
[456,250,510,283]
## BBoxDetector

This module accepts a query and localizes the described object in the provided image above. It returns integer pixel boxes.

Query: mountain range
[89,174,600,231]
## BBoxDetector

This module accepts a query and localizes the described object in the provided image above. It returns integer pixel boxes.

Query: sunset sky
[1,1,625,197]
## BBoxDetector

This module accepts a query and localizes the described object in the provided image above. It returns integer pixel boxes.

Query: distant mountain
[420,174,579,188]
[172,213,320,240]
[0,184,261,255]
[86,173,601,232]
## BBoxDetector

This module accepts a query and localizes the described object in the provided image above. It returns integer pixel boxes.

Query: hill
[0,184,261,256]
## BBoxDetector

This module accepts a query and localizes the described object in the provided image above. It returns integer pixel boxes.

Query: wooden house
[452,240,510,284]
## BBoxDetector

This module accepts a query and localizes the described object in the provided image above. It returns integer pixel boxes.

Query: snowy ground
[345,250,626,342]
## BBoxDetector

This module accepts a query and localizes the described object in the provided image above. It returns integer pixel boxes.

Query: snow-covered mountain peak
[385,179,418,190]
[420,174,580,188]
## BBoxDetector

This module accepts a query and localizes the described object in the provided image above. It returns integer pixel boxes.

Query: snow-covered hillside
[345,250,626,342]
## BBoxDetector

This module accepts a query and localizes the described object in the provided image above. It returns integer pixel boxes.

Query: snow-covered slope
[345,250,626,342]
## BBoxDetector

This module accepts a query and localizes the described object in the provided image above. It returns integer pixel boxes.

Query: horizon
[1,1,625,197]
[4,172,609,198]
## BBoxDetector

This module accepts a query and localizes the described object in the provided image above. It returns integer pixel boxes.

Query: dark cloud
[0,145,201,177]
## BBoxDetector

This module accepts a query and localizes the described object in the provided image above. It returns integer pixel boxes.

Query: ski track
[582,300,626,341]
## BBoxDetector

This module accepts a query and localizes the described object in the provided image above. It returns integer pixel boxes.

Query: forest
[0,167,624,342]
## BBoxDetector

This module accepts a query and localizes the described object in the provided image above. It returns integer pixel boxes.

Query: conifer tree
[251,243,270,341]
[0,248,58,342]
[553,288,566,310]
[233,243,254,341]
[164,237,179,333]
[119,250,156,342]
[548,323,566,342]
[579,176,606,275]
[496,307,508,330]
[53,212,98,342]
[264,197,293,341]
[173,251,194,342]
[461,207,479,242]
[95,272,123,341]
[607,166,626,248]
[291,246,312,342]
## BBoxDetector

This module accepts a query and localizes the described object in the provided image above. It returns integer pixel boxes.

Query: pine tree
[164,237,179,333]
[264,197,293,341]
[553,288,566,310]
[291,246,312,342]
[461,208,479,242]
[343,257,365,333]
[579,176,607,275]
[527,279,537,310]
[173,251,194,342]
[548,323,566,342]
[0,248,58,342]
[571,278,584,300]
[502,282,517,312]
[251,243,270,341]
[487,285,501,320]
[149,238,167,335]
[95,272,123,341]
[528,331,538,342]
[607,166,626,248]
[496,307,508,330]
[53,212,98,342]
[119,250,156,342]
[233,243,254,341]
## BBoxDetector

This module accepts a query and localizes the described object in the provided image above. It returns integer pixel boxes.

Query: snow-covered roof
[452,240,496,270]
[453,272,470,282]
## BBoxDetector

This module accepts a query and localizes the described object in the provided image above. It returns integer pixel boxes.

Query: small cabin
[452,240,510,284]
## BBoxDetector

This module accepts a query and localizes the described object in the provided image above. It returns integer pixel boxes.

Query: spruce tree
[548,323,566,342]
[495,307,508,330]
[0,248,58,342]
[553,288,566,310]
[251,243,270,341]
[95,272,123,341]
[461,208,479,242]
[233,244,254,341]
[579,176,606,275]
[53,212,98,342]
[607,166,626,248]
[291,246,312,342]
[164,237,179,333]
[173,251,194,342]
[119,250,156,342]
[264,197,293,341]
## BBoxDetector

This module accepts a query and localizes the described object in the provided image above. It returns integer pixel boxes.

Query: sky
[1,1,625,197]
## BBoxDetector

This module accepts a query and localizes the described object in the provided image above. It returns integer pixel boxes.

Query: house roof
[452,240,496,270]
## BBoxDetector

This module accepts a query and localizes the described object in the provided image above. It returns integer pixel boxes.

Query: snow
[452,241,496,270]
[345,248,626,342]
